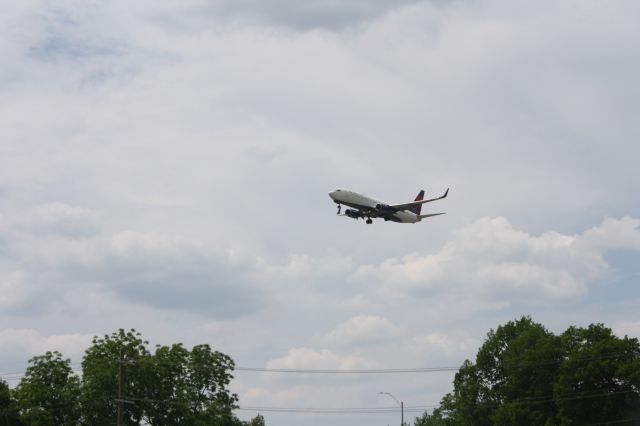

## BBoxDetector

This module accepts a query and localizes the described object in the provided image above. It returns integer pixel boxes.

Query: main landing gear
[366,218,373,224]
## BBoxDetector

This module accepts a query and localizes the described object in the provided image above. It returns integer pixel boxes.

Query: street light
[379,391,403,426]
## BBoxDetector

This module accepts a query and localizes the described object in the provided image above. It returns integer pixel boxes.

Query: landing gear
[337,204,341,215]
[366,218,373,224]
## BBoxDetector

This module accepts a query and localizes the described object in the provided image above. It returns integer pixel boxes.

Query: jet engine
[344,209,361,219]
[375,204,395,214]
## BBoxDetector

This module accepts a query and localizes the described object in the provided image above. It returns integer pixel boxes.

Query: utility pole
[117,351,125,426]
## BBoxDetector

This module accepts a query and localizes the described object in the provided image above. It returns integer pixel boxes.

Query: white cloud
[266,347,374,370]
[611,321,640,339]
[323,315,399,345]
[412,331,479,357]
[0,268,31,311]
[0,328,91,372]
[353,216,640,304]
[257,254,354,283]
[338,294,379,311]
[579,217,640,251]
[29,203,99,237]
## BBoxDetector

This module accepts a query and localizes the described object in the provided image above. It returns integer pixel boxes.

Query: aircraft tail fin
[411,190,425,215]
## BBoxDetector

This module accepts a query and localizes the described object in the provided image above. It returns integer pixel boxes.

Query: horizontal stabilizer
[419,213,446,219]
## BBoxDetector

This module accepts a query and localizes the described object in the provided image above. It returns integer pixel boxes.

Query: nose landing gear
[337,204,341,215]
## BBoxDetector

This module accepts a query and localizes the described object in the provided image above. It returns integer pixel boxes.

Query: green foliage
[555,324,640,425]
[245,414,266,426]
[81,328,149,425]
[78,328,245,426]
[14,351,81,426]
[0,379,23,426]
[414,408,450,426]
[475,317,561,425]
[140,343,239,425]
[418,317,640,426]
[445,346,490,425]
[9,330,251,426]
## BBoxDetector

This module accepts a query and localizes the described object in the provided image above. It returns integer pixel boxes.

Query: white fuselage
[328,189,420,223]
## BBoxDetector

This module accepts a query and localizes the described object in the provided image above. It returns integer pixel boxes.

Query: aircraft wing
[389,188,449,211]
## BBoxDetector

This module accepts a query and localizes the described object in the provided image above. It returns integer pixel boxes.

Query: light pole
[379,391,403,426]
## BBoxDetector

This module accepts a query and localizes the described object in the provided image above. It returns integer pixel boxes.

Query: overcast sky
[1,0,639,424]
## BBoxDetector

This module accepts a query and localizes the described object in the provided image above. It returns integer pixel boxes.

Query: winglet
[442,188,449,198]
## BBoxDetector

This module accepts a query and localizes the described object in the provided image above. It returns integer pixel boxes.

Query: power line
[1,364,459,380]
[113,386,639,415]
[234,389,640,415]
[576,418,640,426]
[117,396,436,414]
[504,389,639,407]
[236,406,430,414]
[5,381,636,418]
[234,366,459,374]
[4,350,634,379]
[3,349,636,380]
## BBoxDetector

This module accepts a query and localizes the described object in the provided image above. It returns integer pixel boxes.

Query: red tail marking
[412,190,425,215]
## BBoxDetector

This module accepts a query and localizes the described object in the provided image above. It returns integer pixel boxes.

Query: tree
[14,351,81,426]
[80,329,149,425]
[80,329,245,426]
[443,359,487,425]
[8,329,253,426]
[140,343,240,425]
[245,414,266,426]
[555,324,640,425]
[0,379,22,426]
[183,344,239,425]
[448,317,564,425]
[475,317,561,425]
[414,408,449,426]
[417,317,640,425]
[137,343,191,425]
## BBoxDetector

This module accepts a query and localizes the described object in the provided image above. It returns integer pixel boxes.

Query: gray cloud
[200,0,425,30]
[1,1,639,425]
[0,205,265,318]
[72,256,262,318]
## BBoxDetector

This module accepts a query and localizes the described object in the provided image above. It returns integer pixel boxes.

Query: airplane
[328,188,449,224]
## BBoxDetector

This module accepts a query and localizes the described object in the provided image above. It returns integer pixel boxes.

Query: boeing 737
[328,188,449,224]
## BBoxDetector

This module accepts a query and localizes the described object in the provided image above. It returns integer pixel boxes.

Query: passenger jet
[328,188,449,224]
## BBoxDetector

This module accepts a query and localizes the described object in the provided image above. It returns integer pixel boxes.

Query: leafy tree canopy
[139,342,239,425]
[416,317,640,426]
[245,414,266,426]
[1,379,22,426]
[14,351,81,426]
[81,328,150,425]
[10,329,257,426]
